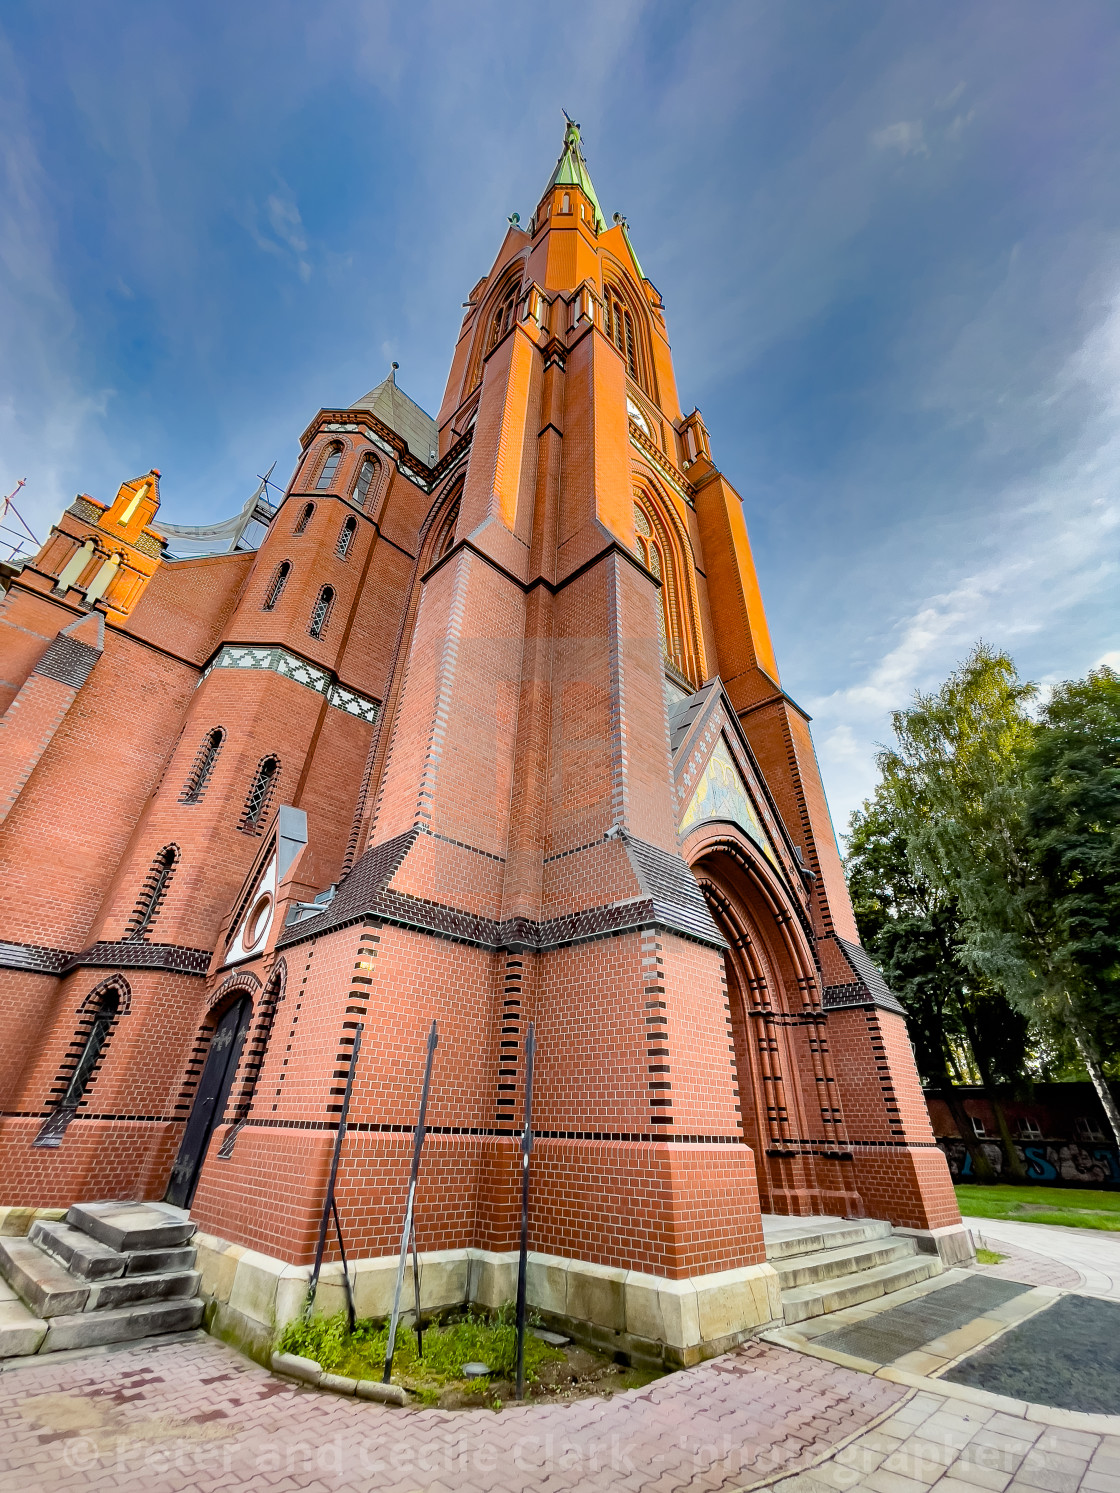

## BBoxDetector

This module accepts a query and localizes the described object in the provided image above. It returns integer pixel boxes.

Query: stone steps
[762,1213,943,1325]
[0,1200,204,1358]
[781,1253,943,1323]
[773,1235,919,1292]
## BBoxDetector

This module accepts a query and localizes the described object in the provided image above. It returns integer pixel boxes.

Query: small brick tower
[0,123,967,1363]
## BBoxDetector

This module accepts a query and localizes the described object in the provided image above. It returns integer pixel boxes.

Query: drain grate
[816,1275,1031,1364]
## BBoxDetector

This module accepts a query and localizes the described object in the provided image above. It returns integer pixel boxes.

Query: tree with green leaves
[847,767,1029,1180]
[857,645,1120,1146]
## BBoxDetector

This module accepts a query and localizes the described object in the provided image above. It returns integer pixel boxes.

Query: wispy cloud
[811,283,1120,827]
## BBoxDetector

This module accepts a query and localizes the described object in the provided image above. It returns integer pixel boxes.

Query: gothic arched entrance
[165,993,253,1209]
[686,830,863,1221]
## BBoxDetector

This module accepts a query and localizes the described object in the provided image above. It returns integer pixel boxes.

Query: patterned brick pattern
[0,1332,909,1493]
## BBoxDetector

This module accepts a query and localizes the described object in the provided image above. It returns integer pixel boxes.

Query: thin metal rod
[515,1021,536,1401]
[410,1218,423,1359]
[332,1196,356,1332]
[305,1025,363,1315]
[383,1019,438,1383]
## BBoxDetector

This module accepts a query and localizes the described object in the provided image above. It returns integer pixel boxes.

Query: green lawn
[956,1183,1120,1231]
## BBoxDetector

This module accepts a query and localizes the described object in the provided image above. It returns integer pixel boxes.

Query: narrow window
[309,585,334,639]
[624,310,637,380]
[128,846,178,939]
[336,517,357,560]
[561,192,570,213]
[241,757,279,833]
[315,446,342,491]
[293,502,315,534]
[262,561,291,610]
[353,456,378,508]
[180,729,224,804]
[60,989,121,1107]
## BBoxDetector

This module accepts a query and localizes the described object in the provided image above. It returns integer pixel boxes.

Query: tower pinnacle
[542,115,606,232]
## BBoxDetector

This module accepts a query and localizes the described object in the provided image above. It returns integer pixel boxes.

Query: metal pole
[410,1218,423,1358]
[383,1020,438,1383]
[515,1021,536,1400]
[305,1025,363,1316]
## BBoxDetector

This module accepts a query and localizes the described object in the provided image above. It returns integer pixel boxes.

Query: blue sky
[2,1,1118,831]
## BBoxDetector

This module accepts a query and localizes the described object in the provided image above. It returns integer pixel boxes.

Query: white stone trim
[198,646,379,724]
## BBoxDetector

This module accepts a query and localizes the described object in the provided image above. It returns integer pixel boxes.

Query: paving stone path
[0,1329,1115,1493]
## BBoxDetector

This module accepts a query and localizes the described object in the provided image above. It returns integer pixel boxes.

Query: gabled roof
[351,366,438,467]
[544,119,607,233]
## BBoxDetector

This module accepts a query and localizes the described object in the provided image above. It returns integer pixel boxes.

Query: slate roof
[823,935,907,1017]
[279,826,726,954]
[350,370,438,467]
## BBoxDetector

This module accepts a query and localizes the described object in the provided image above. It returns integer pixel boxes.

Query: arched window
[315,445,343,491]
[632,493,705,684]
[60,986,123,1107]
[127,846,179,939]
[262,561,291,610]
[180,728,224,804]
[432,500,460,563]
[308,585,334,639]
[353,456,379,509]
[485,279,522,355]
[607,291,639,382]
[336,517,357,560]
[293,502,315,534]
[561,192,571,213]
[240,757,279,833]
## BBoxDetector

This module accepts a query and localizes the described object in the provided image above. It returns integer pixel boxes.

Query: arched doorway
[688,833,860,1220]
[165,994,253,1209]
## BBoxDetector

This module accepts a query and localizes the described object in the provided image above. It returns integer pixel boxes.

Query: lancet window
[58,985,125,1109]
[180,729,224,804]
[308,586,334,639]
[127,845,179,939]
[353,457,379,509]
[336,517,357,559]
[606,287,639,383]
[262,561,291,610]
[240,757,279,833]
[315,445,343,491]
[632,491,704,684]
[293,502,315,534]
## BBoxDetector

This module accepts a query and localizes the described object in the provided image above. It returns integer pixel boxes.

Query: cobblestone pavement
[962,1216,1120,1300]
[0,1330,1114,1493]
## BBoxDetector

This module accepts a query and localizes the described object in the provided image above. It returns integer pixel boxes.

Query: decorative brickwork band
[199,644,380,723]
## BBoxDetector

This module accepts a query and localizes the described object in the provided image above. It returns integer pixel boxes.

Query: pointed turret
[536,116,606,233]
[351,363,438,466]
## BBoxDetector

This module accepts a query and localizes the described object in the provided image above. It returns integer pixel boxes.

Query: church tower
[0,122,968,1367]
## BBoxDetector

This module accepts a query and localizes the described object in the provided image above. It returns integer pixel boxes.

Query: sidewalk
[962,1214,1120,1299]
[0,1325,1117,1493]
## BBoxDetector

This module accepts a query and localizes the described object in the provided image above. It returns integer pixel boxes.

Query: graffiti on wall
[939,1138,1120,1187]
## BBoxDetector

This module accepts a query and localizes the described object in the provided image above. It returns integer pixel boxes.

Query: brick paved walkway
[0,1331,902,1493]
[0,1331,1114,1493]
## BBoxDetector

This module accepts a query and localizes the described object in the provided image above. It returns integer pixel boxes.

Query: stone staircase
[0,1201,204,1358]
[763,1215,943,1324]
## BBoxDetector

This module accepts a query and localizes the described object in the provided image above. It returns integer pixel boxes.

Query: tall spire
[543,115,606,233]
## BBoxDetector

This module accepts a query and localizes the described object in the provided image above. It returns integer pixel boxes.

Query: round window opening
[246,893,273,949]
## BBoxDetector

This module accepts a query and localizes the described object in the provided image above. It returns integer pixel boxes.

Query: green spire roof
[544,118,607,233]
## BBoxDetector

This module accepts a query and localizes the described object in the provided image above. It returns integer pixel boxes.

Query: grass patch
[975,1247,1007,1265]
[278,1305,565,1405]
[956,1184,1120,1232]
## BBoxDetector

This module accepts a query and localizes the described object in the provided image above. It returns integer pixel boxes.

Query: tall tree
[847,782,1028,1179]
[880,646,1120,1145]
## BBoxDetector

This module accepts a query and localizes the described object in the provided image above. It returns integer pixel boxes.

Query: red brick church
[0,124,968,1363]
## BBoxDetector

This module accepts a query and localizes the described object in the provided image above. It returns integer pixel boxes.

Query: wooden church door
[165,996,252,1209]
